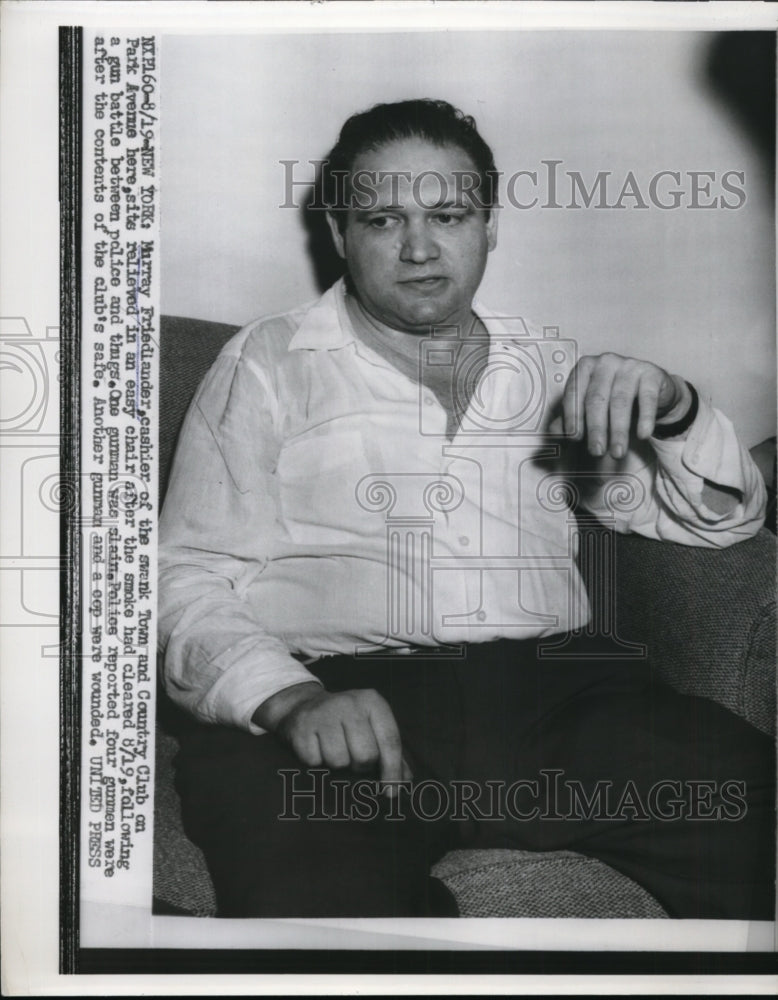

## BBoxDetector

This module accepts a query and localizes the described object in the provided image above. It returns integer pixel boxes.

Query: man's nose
[399,220,440,264]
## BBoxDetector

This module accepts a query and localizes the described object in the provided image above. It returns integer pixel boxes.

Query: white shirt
[158,279,766,732]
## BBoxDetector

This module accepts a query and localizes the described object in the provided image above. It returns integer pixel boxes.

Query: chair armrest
[609,528,775,735]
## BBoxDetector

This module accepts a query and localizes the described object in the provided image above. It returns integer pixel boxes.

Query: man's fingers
[584,365,617,457]
[341,719,380,773]
[290,729,323,768]
[656,372,684,420]
[559,355,678,455]
[608,370,640,458]
[636,372,663,439]
[562,357,594,439]
[282,688,408,792]
[366,697,405,796]
[315,725,351,771]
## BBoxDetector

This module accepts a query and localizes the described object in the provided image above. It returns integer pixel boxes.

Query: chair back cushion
[159,315,239,503]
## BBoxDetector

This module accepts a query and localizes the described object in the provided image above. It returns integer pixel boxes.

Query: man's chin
[392,299,465,334]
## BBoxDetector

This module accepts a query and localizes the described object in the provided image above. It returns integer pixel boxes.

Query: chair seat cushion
[432,849,668,919]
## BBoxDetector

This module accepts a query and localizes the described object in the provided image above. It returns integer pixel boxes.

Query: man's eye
[369,216,397,229]
[435,212,464,225]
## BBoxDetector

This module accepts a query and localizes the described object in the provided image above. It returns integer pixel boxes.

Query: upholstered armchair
[153,315,775,918]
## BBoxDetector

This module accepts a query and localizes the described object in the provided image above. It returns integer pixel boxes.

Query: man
[159,99,773,919]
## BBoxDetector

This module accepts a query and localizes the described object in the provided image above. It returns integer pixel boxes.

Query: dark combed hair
[323,98,498,229]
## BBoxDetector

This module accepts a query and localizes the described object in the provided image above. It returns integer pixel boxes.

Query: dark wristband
[652,381,699,439]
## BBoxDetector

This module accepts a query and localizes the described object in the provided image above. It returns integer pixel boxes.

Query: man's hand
[557,353,690,459]
[253,682,412,796]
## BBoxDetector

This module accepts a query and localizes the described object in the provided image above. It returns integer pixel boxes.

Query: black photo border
[60,22,82,977]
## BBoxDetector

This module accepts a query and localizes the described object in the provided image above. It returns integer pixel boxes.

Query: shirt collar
[287,275,501,351]
[287,278,357,352]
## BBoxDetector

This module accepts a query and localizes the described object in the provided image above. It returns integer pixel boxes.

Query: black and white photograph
[154,26,777,930]
[1,1,777,994]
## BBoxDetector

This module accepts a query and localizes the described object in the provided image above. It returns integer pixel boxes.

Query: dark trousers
[174,639,775,919]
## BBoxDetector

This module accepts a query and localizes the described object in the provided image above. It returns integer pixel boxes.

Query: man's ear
[325,212,347,259]
[486,206,499,252]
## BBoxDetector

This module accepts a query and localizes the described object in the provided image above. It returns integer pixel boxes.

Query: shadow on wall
[707,30,777,532]
[706,31,776,197]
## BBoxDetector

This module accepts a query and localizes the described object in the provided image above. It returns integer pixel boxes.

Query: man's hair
[323,98,498,230]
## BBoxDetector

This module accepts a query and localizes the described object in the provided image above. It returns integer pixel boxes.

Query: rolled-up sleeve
[581,396,767,546]
[158,339,320,733]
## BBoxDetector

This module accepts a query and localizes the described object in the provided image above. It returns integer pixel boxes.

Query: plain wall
[161,30,775,446]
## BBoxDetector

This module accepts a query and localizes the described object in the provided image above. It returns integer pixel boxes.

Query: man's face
[326,138,498,335]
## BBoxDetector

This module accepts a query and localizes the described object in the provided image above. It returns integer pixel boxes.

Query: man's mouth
[399,276,448,290]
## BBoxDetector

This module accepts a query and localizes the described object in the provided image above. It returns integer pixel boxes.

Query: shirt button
[424,396,434,406]
[459,535,470,547]
[476,610,487,622]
